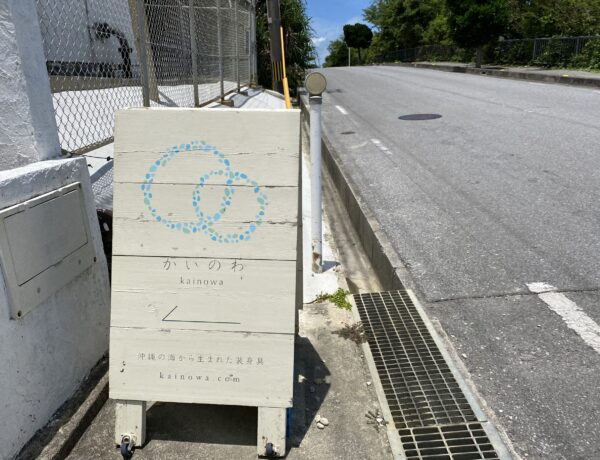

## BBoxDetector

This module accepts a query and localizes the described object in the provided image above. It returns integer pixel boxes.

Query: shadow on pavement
[291,336,331,450]
[146,403,257,447]
[132,337,331,454]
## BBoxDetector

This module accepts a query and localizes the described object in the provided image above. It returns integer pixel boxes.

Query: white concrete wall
[0,158,110,460]
[0,0,60,171]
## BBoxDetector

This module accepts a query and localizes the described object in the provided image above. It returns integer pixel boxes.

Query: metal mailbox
[0,183,95,319]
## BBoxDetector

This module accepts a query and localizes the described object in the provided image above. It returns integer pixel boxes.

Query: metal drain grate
[355,291,476,428]
[399,423,499,460]
[354,291,502,459]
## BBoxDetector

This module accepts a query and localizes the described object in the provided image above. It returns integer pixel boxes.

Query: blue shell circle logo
[140,141,268,244]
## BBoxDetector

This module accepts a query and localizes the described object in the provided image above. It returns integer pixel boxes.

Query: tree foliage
[323,37,360,67]
[361,0,600,56]
[256,0,315,94]
[343,23,374,50]
[363,0,450,55]
[343,23,373,63]
[446,0,509,48]
[505,0,600,38]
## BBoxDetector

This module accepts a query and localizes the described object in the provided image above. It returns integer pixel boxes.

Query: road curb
[385,62,600,88]
[16,357,108,460]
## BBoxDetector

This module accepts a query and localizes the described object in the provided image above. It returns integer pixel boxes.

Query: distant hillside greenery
[325,0,600,69]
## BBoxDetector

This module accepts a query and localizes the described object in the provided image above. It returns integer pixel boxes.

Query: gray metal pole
[234,0,240,91]
[136,0,150,107]
[310,95,323,272]
[217,0,225,101]
[189,0,200,106]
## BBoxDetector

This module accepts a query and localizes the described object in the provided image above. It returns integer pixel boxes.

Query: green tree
[446,0,509,67]
[324,37,359,67]
[364,0,450,56]
[505,0,600,38]
[255,0,315,94]
[343,23,373,63]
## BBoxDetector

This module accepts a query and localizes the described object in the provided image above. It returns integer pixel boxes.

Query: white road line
[594,90,600,95]
[370,139,392,155]
[335,105,348,115]
[527,282,600,354]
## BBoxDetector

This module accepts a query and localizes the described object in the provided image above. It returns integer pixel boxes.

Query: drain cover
[400,423,499,459]
[354,291,501,459]
[355,291,475,428]
[399,114,442,121]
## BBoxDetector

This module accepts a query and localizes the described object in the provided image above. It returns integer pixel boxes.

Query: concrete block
[0,158,110,460]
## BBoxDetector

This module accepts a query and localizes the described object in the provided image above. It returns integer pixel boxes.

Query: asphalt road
[320,66,600,459]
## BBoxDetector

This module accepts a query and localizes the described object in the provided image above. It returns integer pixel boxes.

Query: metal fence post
[234,0,240,91]
[189,0,200,106]
[136,0,150,107]
[250,0,257,85]
[217,0,225,101]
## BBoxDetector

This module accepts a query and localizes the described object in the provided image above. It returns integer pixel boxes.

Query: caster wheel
[265,442,275,458]
[120,439,133,459]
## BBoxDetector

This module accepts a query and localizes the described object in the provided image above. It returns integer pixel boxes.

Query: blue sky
[305,0,372,66]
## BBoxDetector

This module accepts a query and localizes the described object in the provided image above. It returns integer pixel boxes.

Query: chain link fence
[376,35,600,69]
[35,0,257,154]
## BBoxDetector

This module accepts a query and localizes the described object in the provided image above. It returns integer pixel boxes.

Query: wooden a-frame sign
[109,108,301,457]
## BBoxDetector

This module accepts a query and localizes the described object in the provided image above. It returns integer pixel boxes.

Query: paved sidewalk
[390,61,600,87]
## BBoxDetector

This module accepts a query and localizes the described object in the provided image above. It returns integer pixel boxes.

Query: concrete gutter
[385,62,600,88]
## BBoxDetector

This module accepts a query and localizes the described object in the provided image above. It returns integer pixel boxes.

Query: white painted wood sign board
[109,108,301,411]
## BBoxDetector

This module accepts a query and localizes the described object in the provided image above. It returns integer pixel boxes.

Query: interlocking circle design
[140,141,268,244]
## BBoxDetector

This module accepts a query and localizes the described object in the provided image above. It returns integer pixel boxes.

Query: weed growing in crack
[316,288,352,310]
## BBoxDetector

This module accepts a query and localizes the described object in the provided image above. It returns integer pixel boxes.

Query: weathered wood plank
[115,149,299,187]
[109,328,294,408]
[111,256,296,333]
[114,109,300,187]
[112,218,298,260]
[114,183,298,224]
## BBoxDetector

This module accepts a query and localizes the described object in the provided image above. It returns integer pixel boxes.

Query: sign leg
[257,407,287,457]
[115,400,147,447]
